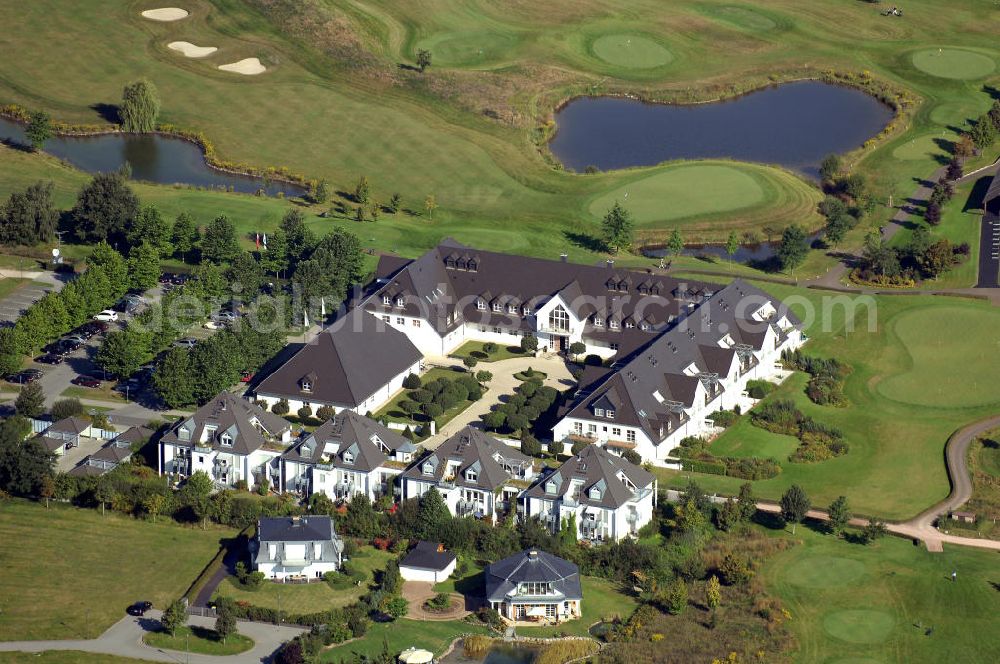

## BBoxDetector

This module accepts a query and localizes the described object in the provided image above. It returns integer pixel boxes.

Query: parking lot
[0,280,56,323]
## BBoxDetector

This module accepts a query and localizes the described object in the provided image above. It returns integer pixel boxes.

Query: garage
[399,541,457,583]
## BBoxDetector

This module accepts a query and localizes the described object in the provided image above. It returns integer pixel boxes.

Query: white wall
[400,558,457,583]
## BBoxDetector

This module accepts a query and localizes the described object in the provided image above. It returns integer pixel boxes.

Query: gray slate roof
[400,427,532,491]
[400,541,457,572]
[524,444,654,510]
[48,417,90,435]
[258,516,337,542]
[281,410,415,471]
[485,549,582,602]
[160,392,291,455]
[255,308,422,408]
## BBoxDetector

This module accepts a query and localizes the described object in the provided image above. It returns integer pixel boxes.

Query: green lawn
[0,500,232,640]
[659,284,1000,520]
[61,385,126,403]
[213,546,394,612]
[0,278,28,301]
[762,526,1000,663]
[143,625,254,655]
[319,619,489,662]
[449,341,529,363]
[0,654,159,664]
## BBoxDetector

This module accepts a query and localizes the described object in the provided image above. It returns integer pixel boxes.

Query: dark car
[126,601,153,616]
[171,274,189,285]
[159,273,175,284]
[35,354,64,365]
[6,369,42,384]
[71,375,102,388]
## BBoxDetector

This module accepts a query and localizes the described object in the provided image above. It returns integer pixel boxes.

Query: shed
[950,510,977,524]
[399,541,457,583]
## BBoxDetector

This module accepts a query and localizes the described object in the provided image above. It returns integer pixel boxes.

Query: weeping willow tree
[120,79,160,132]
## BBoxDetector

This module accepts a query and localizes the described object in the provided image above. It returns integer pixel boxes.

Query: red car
[240,370,254,383]
[71,375,102,388]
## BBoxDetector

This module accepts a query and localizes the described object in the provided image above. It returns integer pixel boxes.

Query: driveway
[421,354,573,449]
[401,581,471,621]
[0,609,306,663]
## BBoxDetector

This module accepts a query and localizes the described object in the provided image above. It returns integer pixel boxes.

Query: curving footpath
[755,413,1000,552]
[0,610,306,663]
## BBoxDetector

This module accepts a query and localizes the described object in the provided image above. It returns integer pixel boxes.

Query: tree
[601,201,634,254]
[311,179,330,205]
[0,181,58,246]
[202,215,240,264]
[520,433,542,456]
[51,398,84,421]
[181,471,214,528]
[725,231,739,263]
[861,519,888,544]
[127,241,161,292]
[281,210,315,264]
[89,241,130,300]
[780,484,811,533]
[388,193,402,213]
[819,154,841,183]
[462,356,478,370]
[120,79,160,132]
[417,49,432,72]
[520,335,538,354]
[828,495,851,537]
[161,599,187,635]
[25,111,52,152]
[214,604,237,643]
[667,228,684,259]
[945,157,963,182]
[385,596,409,619]
[424,195,438,219]
[370,201,381,222]
[72,172,140,244]
[661,577,688,615]
[15,382,44,418]
[0,417,54,498]
[475,370,492,384]
[417,488,451,539]
[228,252,265,298]
[621,449,642,466]
[129,204,172,255]
[953,135,975,159]
[143,493,166,522]
[153,347,194,408]
[970,115,996,150]
[355,176,371,206]
[97,327,150,381]
[715,498,742,532]
[737,482,756,522]
[548,438,564,457]
[482,410,506,431]
[924,201,942,225]
[706,575,722,614]
[260,228,288,278]
[171,212,199,263]
[776,225,809,272]
[569,341,587,359]
[354,206,365,223]
[276,640,306,664]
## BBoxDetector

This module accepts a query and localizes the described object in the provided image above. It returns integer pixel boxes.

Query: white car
[93,310,119,322]
[175,338,197,349]
[203,321,225,330]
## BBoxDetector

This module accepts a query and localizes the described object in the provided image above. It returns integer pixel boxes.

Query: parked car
[214,311,239,322]
[170,274,189,285]
[93,310,119,322]
[175,338,197,349]
[6,369,42,384]
[35,354,64,365]
[71,375,102,388]
[79,321,109,336]
[63,335,88,345]
[159,273,175,284]
[126,601,153,616]
[203,320,225,330]
[240,370,254,383]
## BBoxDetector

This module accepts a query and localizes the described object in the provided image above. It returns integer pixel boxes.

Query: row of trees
[856,225,968,285]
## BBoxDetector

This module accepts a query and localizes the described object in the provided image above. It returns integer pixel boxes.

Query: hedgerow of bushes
[751,399,848,463]
[782,349,851,407]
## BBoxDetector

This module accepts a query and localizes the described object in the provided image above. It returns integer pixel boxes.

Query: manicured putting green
[587,164,765,225]
[876,305,1000,408]
[590,34,673,69]
[823,609,895,644]
[828,659,883,664]
[912,48,996,80]
[415,31,518,66]
[892,134,947,162]
[710,6,778,32]
[784,556,867,588]
[930,100,991,126]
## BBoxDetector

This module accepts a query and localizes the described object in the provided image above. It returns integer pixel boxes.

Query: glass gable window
[548,305,569,331]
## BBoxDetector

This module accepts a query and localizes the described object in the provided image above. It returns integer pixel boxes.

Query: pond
[549,81,894,178]
[0,117,304,196]
[643,231,824,264]
[440,643,537,664]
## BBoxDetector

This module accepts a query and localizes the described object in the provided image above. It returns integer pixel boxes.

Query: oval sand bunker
[168,41,218,58]
[141,8,189,21]
[218,58,266,75]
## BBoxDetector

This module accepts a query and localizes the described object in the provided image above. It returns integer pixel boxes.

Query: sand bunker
[141,8,189,21]
[217,58,266,75]
[168,41,218,58]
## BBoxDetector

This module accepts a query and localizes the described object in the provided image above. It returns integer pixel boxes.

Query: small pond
[549,81,894,178]
[643,230,824,264]
[440,643,537,664]
[0,117,304,196]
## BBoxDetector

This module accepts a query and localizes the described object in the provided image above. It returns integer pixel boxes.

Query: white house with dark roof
[279,410,417,501]
[253,515,344,581]
[363,240,719,358]
[159,392,293,491]
[399,427,536,522]
[254,308,423,416]
[552,280,803,465]
[399,541,457,583]
[522,445,656,542]
[485,549,582,623]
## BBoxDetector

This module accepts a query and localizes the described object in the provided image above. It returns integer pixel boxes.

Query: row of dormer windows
[476,299,533,316]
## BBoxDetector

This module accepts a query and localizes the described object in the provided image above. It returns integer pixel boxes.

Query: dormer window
[395,297,405,307]
[301,380,312,393]
[640,322,650,331]
[625,320,635,329]
[507,304,518,315]
[466,470,478,482]
[382,295,391,305]
[594,408,605,417]
[477,299,486,310]
[546,481,556,495]
[467,259,478,272]
[609,319,619,330]
[343,452,354,464]
[178,428,190,441]
[220,433,233,447]
[492,302,502,312]
[522,306,532,316]
[593,316,603,327]
[590,487,602,500]
[606,409,615,418]
[422,462,434,475]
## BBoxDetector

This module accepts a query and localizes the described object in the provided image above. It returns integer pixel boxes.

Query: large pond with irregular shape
[549,81,894,178]
[0,117,304,196]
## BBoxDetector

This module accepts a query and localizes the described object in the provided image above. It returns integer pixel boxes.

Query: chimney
[560,253,568,263]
